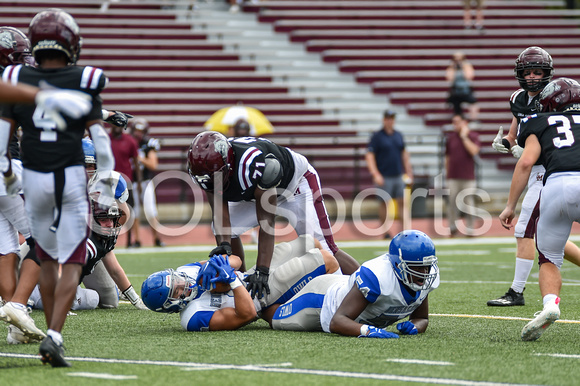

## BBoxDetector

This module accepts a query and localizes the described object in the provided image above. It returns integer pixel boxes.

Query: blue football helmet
[82,137,96,168]
[141,269,198,313]
[388,230,438,291]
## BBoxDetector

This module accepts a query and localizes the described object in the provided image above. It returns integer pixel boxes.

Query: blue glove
[196,259,218,291]
[359,326,399,339]
[209,255,236,284]
[397,321,418,335]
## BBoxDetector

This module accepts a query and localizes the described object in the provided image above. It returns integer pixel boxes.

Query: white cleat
[3,302,46,341]
[6,325,31,344]
[521,298,560,341]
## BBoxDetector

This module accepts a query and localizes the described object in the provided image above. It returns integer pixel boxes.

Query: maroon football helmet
[514,46,554,92]
[28,9,82,65]
[0,26,35,69]
[536,78,580,113]
[187,131,234,192]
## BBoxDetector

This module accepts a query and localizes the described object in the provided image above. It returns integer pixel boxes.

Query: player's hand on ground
[209,255,236,284]
[492,126,510,153]
[396,321,418,335]
[209,241,232,257]
[244,266,270,299]
[359,325,399,339]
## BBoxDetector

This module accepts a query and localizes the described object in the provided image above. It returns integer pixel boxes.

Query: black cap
[383,109,397,118]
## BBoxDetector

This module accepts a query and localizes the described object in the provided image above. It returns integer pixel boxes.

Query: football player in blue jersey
[500,78,580,341]
[267,230,439,339]
[141,235,339,332]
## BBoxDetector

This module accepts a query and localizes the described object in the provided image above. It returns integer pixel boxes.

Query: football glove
[4,172,21,196]
[359,325,399,339]
[121,285,149,310]
[396,321,418,335]
[511,145,524,159]
[209,241,233,257]
[491,126,510,153]
[196,260,218,291]
[244,266,270,299]
[105,110,133,129]
[209,255,236,284]
[35,82,92,131]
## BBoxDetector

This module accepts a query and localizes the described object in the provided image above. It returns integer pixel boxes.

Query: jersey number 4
[32,106,57,142]
[549,115,578,148]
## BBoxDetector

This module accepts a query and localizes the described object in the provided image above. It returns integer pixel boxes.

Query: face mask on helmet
[514,46,554,93]
[187,131,234,193]
[90,196,122,241]
[388,230,439,291]
[535,78,580,113]
[141,269,199,313]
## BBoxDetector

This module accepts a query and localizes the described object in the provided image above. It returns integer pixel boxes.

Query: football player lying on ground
[141,235,339,331]
[29,192,147,311]
[262,230,439,339]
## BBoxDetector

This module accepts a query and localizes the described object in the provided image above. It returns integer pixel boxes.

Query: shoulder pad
[257,154,283,190]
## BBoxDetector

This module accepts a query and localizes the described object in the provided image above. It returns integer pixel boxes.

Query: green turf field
[1,238,579,385]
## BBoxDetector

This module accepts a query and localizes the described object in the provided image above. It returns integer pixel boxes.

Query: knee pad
[71,286,100,310]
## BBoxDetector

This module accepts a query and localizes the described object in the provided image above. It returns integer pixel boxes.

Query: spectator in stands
[229,118,251,137]
[445,114,480,237]
[106,111,142,248]
[365,109,413,239]
[446,51,479,123]
[463,0,485,30]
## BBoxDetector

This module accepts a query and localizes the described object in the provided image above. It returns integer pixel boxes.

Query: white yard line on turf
[0,353,542,386]
[67,372,137,380]
[431,313,580,324]
[386,358,455,366]
[534,353,580,359]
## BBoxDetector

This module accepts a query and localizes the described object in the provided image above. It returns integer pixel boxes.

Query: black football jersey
[223,137,295,202]
[81,231,117,282]
[518,112,580,182]
[510,89,540,122]
[1,64,106,172]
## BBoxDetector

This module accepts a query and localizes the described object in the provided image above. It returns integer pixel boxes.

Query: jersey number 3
[549,115,578,148]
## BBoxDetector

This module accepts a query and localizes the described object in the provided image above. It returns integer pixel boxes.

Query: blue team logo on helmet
[141,269,199,313]
[388,230,439,291]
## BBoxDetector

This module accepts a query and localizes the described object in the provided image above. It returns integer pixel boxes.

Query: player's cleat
[39,336,71,367]
[521,298,560,341]
[3,302,46,341]
[487,288,525,306]
[7,325,30,344]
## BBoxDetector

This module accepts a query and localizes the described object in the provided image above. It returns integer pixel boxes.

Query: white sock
[47,329,63,346]
[543,294,559,307]
[511,257,534,293]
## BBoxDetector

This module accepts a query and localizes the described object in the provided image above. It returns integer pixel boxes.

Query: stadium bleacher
[1,0,577,210]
